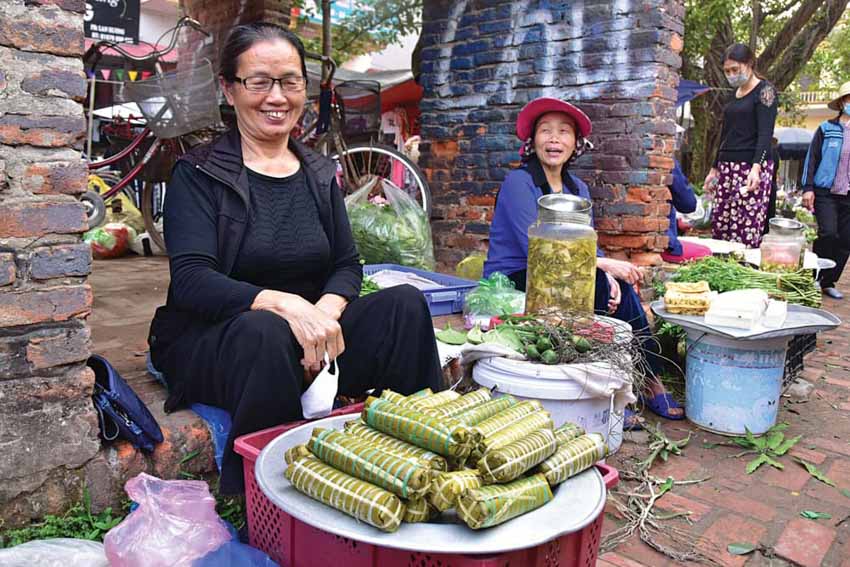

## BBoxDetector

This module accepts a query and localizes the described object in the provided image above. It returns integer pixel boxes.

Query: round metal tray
[255,415,608,554]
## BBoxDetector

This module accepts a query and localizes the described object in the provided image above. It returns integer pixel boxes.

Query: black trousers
[813,189,850,288]
[153,285,444,493]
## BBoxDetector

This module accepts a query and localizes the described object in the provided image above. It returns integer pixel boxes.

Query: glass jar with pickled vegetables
[526,194,598,314]
[761,217,806,272]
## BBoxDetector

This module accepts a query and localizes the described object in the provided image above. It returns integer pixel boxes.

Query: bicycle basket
[122,61,221,138]
[334,80,381,142]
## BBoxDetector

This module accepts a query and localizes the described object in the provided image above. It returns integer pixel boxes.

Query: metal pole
[321,0,332,83]
[86,74,97,159]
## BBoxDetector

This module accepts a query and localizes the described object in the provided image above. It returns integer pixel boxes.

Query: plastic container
[364,263,477,316]
[684,331,790,435]
[760,217,807,272]
[236,406,619,567]
[472,358,625,454]
[526,194,598,314]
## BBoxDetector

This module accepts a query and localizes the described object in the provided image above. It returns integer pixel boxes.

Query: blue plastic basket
[363,264,478,316]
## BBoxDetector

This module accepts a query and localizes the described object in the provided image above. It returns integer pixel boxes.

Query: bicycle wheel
[333,143,432,217]
[141,180,167,253]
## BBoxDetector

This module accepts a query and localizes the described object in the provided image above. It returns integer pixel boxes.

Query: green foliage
[293,0,422,62]
[800,510,832,520]
[795,458,836,486]
[215,494,246,532]
[0,489,127,548]
[800,14,850,89]
[728,423,800,474]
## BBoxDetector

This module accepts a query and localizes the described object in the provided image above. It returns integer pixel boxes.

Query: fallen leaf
[795,458,836,487]
[727,543,757,555]
[800,510,832,520]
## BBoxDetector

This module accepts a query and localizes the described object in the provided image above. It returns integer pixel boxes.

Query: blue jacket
[803,118,844,192]
[483,156,599,278]
[667,160,697,256]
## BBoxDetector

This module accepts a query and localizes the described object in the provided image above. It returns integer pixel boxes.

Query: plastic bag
[0,538,108,567]
[84,222,137,259]
[105,192,145,234]
[456,253,485,280]
[104,473,231,567]
[463,272,526,329]
[193,541,278,566]
[345,179,435,270]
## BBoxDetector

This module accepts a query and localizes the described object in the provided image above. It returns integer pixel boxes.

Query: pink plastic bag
[104,473,231,567]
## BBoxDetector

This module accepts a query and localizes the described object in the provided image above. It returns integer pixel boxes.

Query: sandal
[642,392,685,420]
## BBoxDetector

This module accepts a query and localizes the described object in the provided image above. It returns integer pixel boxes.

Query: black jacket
[149,128,362,354]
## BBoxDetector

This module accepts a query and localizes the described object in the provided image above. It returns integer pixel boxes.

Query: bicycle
[297,54,432,217]
[82,16,221,253]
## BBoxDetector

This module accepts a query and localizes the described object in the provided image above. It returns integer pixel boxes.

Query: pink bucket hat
[516,97,592,140]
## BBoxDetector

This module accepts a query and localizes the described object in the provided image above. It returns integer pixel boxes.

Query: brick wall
[418,0,684,274]
[0,0,100,524]
[180,0,292,72]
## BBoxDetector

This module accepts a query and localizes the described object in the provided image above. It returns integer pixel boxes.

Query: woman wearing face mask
[147,23,443,493]
[484,97,683,423]
[704,43,779,247]
[800,81,850,300]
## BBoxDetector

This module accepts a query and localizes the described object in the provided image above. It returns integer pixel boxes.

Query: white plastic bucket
[473,357,626,454]
[685,331,789,436]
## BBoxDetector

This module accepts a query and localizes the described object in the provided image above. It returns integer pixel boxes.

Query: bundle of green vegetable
[360,275,381,296]
[671,256,820,307]
[346,183,436,271]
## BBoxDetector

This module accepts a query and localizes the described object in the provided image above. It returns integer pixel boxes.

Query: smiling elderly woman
[484,97,684,423]
[147,23,443,493]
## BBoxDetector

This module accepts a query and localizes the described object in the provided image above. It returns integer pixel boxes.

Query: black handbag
[89,355,164,452]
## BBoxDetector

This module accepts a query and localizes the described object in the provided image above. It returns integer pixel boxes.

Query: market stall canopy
[84,38,179,64]
[676,79,710,107]
[774,127,814,160]
[305,62,423,112]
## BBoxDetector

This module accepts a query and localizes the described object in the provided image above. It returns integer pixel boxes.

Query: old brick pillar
[180,0,293,71]
[0,0,99,524]
[419,0,684,279]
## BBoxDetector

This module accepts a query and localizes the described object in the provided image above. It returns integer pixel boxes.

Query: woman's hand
[315,293,348,321]
[704,168,719,196]
[744,164,762,194]
[606,273,621,314]
[802,191,815,211]
[251,290,345,372]
[597,257,642,286]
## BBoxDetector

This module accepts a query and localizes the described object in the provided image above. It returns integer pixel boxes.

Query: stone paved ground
[89,257,850,565]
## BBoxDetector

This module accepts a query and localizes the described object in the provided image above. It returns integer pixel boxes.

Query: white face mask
[843,102,850,116]
[726,72,750,88]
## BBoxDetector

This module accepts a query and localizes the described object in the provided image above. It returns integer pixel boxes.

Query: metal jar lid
[537,194,593,225]
[768,217,805,236]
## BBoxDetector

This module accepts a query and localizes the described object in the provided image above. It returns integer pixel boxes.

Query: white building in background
[139,0,181,46]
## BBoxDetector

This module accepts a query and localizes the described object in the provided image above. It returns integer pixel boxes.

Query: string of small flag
[85,69,154,81]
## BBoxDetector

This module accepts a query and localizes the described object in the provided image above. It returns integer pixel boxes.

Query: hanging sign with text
[84,0,140,44]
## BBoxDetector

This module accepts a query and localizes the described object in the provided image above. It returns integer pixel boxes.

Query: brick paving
[601,272,850,566]
[88,257,850,565]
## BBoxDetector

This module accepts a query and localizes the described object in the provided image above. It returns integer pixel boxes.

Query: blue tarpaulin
[677,79,710,107]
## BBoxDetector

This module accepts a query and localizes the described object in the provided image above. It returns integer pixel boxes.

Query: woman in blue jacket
[484,97,683,421]
[801,81,850,300]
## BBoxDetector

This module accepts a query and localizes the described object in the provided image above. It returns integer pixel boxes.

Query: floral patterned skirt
[711,160,775,248]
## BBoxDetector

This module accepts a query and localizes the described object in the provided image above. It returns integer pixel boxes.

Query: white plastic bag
[104,473,231,567]
[301,354,339,419]
[0,538,108,567]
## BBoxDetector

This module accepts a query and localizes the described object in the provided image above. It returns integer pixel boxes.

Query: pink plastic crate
[235,405,619,567]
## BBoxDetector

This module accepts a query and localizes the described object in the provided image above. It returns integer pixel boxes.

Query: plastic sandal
[642,392,685,420]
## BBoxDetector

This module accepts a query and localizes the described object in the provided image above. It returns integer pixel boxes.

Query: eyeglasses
[233,75,307,93]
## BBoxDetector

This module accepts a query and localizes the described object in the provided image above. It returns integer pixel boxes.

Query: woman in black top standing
[147,23,443,493]
[704,44,778,247]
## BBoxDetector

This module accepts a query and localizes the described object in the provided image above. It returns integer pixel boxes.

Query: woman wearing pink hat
[484,97,683,423]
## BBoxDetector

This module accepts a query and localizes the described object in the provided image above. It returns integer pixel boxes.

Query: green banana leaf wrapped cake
[472,400,544,438]
[284,444,310,465]
[428,469,483,512]
[453,396,517,427]
[403,496,440,523]
[537,433,608,486]
[476,410,553,457]
[308,428,432,498]
[425,388,491,418]
[478,428,558,483]
[344,420,448,471]
[554,422,585,446]
[285,455,406,533]
[362,397,477,458]
[457,473,553,529]
[403,389,461,410]
[379,389,407,404]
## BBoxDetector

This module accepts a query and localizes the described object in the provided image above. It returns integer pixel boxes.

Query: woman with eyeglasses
[704,43,778,247]
[147,23,443,493]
